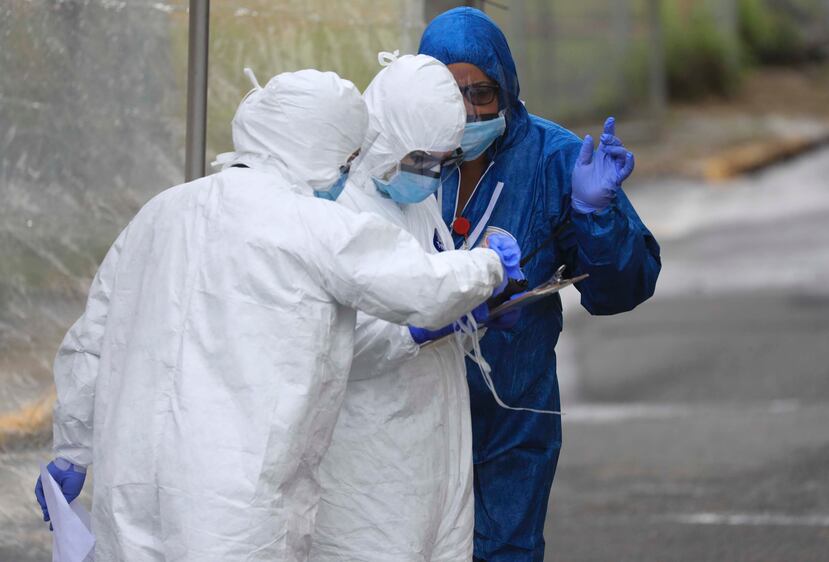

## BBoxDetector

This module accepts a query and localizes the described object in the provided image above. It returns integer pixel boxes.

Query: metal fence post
[714,0,739,71]
[185,0,209,182]
[401,0,425,54]
[647,0,668,120]
[613,1,634,107]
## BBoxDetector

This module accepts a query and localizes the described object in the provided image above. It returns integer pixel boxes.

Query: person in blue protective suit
[419,7,662,561]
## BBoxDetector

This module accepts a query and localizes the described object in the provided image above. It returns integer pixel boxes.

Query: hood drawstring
[377,50,400,67]
[243,67,262,90]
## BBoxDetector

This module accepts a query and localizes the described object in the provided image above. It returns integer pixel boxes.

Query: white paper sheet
[39,464,95,562]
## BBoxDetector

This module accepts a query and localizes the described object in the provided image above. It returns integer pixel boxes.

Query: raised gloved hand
[571,116,635,214]
[485,233,524,295]
[35,458,87,526]
[409,302,489,344]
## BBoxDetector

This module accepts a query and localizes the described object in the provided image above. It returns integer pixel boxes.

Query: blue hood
[418,7,530,151]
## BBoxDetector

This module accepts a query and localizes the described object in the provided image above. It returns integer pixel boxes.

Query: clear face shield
[372,147,465,204]
[379,147,464,182]
[448,64,508,161]
[460,82,500,118]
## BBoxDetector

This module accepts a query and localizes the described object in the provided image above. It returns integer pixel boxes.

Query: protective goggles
[339,149,360,175]
[383,147,465,181]
[459,82,500,106]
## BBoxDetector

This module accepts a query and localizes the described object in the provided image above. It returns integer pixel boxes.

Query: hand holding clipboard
[486,265,589,323]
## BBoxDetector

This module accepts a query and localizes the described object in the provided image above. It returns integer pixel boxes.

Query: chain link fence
[0,0,424,418]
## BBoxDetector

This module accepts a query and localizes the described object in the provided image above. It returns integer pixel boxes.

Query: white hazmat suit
[51,69,504,561]
[311,54,476,561]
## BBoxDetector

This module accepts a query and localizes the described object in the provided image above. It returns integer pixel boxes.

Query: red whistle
[452,217,471,237]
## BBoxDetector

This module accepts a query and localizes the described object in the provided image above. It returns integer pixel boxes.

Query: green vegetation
[738,0,812,64]
[663,1,741,100]
[169,1,416,162]
[661,0,823,101]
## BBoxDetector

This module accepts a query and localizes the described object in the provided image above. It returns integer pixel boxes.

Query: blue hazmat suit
[419,8,662,561]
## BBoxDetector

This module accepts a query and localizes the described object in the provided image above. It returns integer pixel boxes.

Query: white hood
[220,68,368,192]
[351,53,465,184]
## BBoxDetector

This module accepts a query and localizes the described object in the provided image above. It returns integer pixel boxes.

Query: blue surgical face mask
[461,114,506,161]
[372,171,441,204]
[313,169,349,201]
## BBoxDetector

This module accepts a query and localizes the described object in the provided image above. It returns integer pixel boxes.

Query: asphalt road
[544,147,829,561]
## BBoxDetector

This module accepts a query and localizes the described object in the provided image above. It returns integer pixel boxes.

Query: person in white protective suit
[311,53,520,562]
[33,68,521,561]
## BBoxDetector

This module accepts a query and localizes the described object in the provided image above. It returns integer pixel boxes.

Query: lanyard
[465,181,504,248]
[438,162,504,249]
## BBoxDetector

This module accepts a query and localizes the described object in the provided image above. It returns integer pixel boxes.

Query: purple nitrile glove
[486,292,526,330]
[35,458,87,528]
[408,324,455,345]
[486,233,524,295]
[409,302,489,344]
[571,116,635,214]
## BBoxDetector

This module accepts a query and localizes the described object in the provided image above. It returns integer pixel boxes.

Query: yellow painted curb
[0,387,55,450]
[703,134,829,182]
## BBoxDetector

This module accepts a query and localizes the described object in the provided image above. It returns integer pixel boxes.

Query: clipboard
[487,271,589,321]
[420,267,588,349]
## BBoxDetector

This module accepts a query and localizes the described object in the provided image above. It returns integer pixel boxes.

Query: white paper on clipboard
[39,464,95,562]
[487,273,589,321]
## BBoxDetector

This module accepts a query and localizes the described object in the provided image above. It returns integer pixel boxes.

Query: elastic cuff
[571,201,605,215]
[55,457,88,473]
[402,326,421,353]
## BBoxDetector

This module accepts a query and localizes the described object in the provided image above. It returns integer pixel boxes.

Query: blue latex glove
[35,458,87,526]
[571,116,635,214]
[408,324,454,345]
[486,233,524,295]
[409,302,489,344]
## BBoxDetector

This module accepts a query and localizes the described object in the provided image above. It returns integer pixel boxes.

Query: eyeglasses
[459,83,500,106]
[398,147,465,180]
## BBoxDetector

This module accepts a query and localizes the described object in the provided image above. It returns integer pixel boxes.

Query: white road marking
[565,400,805,423]
[665,512,829,527]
